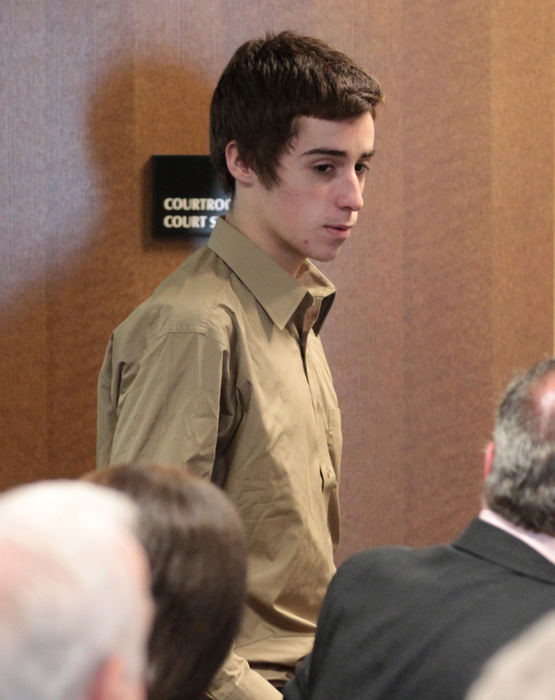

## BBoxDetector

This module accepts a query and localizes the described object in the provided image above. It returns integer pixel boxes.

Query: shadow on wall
[2,56,213,490]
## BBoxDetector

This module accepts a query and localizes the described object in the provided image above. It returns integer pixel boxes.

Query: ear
[225,140,257,186]
[89,656,144,700]
[483,441,495,479]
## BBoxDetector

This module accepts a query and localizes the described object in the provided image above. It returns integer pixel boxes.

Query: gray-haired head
[0,479,152,700]
[484,357,555,535]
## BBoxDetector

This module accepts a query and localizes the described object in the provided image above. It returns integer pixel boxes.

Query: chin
[313,245,345,264]
[309,255,339,266]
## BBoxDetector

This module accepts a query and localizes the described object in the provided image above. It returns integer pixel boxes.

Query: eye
[355,162,370,175]
[313,163,334,174]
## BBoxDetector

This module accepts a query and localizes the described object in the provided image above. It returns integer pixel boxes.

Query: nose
[337,172,364,212]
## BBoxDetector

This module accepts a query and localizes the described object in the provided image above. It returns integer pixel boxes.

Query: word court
[163,197,230,230]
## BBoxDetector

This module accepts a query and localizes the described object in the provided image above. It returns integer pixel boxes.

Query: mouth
[325,224,353,239]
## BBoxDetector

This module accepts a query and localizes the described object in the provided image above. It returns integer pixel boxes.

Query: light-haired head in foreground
[0,479,153,700]
[466,610,555,700]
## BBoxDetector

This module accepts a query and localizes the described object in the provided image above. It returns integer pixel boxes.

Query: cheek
[279,181,309,202]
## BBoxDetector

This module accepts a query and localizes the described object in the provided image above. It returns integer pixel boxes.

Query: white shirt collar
[479,508,555,565]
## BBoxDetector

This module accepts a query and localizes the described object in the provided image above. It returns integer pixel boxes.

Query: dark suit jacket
[283,519,555,700]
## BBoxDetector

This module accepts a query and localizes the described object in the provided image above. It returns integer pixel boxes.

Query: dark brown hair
[85,464,247,700]
[210,30,383,193]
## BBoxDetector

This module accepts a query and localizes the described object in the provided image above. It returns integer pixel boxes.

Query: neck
[224,210,304,277]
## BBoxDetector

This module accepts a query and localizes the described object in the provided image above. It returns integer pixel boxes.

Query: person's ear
[89,656,144,700]
[484,441,495,479]
[225,141,257,186]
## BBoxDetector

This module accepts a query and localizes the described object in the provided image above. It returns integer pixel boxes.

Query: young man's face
[236,112,375,276]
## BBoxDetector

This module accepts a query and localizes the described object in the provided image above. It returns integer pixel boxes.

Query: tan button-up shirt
[97,218,342,699]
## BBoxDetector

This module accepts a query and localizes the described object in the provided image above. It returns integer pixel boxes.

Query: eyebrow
[301,148,375,159]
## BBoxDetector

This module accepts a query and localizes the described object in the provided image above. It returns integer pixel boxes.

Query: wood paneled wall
[2,0,553,561]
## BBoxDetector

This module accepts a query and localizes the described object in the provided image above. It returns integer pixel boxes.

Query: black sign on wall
[151,155,231,238]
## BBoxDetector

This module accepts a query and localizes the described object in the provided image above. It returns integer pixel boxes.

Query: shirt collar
[479,508,555,565]
[207,217,336,333]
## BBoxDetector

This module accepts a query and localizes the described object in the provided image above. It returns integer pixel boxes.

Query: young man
[97,31,382,699]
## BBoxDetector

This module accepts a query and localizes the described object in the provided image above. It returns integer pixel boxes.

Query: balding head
[529,371,555,441]
[484,358,555,534]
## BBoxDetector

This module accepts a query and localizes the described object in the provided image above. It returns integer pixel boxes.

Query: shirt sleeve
[207,648,283,700]
[97,329,236,478]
